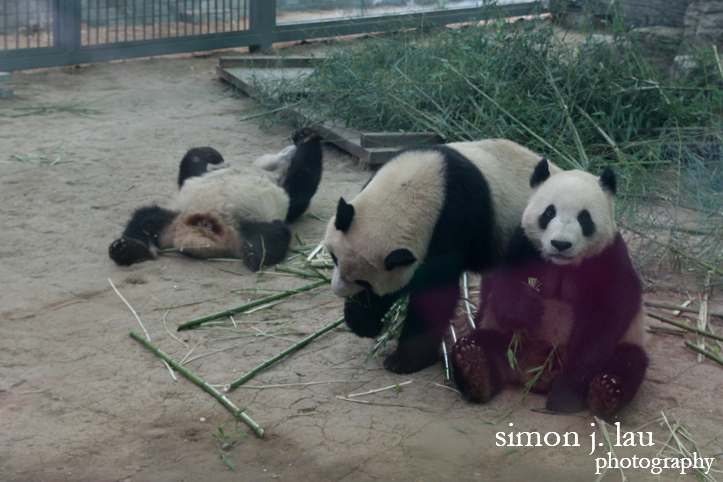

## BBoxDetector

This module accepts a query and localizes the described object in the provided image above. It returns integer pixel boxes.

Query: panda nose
[551,240,572,251]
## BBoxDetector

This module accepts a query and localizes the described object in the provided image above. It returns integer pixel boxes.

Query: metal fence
[0,0,542,71]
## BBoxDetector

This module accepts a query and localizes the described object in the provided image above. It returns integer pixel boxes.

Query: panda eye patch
[354,280,372,290]
[578,209,596,237]
[538,204,556,230]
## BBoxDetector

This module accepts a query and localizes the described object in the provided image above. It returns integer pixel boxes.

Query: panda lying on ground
[323,140,561,374]
[451,160,648,417]
[109,128,322,271]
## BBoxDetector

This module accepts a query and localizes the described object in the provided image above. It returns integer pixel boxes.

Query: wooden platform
[216,56,444,167]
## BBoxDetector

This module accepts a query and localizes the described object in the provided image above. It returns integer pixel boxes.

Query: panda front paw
[492,281,543,330]
[383,348,438,374]
[383,331,440,374]
[545,374,588,414]
[344,296,384,338]
[109,237,154,266]
[588,374,624,418]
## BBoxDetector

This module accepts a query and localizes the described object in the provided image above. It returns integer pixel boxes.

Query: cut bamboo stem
[697,271,712,362]
[129,330,264,438]
[462,272,476,330]
[644,301,723,319]
[177,279,329,331]
[684,341,723,368]
[224,317,345,392]
[646,312,723,342]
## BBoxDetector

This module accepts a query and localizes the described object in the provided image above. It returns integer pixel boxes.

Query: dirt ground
[1,44,723,482]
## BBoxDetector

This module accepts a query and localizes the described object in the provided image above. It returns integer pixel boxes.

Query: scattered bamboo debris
[347,380,412,398]
[657,412,721,482]
[129,330,264,438]
[177,279,329,331]
[224,317,346,392]
[644,301,723,320]
[108,278,177,381]
[593,417,626,482]
[646,312,723,342]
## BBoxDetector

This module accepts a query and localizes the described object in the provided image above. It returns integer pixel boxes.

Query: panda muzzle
[331,267,364,297]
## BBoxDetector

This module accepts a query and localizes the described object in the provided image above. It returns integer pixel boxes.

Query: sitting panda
[109,128,322,271]
[451,160,648,417]
[323,140,562,374]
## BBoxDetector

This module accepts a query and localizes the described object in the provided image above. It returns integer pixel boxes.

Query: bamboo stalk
[545,65,588,165]
[684,341,723,368]
[224,317,345,392]
[109,278,177,381]
[644,301,723,319]
[129,330,264,438]
[177,279,329,331]
[462,272,476,330]
[713,45,723,84]
[697,271,713,362]
[443,62,577,167]
[646,312,723,342]
[275,264,328,280]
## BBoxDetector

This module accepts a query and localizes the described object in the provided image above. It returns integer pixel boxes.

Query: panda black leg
[344,290,400,338]
[109,205,178,266]
[177,147,224,188]
[239,220,291,271]
[587,343,648,418]
[451,330,513,403]
[282,128,323,223]
[383,281,460,374]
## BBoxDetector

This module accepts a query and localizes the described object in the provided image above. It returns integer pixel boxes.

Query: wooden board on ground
[216,56,444,167]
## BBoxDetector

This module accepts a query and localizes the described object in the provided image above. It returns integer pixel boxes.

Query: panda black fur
[323,139,561,374]
[451,160,648,417]
[109,128,322,271]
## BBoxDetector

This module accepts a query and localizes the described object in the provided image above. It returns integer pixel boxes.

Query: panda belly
[171,166,289,223]
[161,167,290,259]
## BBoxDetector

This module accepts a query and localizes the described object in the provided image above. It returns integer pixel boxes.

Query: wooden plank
[216,60,447,168]
[219,56,325,69]
[360,132,444,148]
[366,148,402,166]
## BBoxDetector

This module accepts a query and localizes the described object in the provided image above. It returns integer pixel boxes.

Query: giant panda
[451,160,648,417]
[323,140,562,374]
[109,128,322,271]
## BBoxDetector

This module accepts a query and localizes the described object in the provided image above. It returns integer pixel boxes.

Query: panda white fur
[452,160,648,417]
[323,139,561,374]
[109,128,322,271]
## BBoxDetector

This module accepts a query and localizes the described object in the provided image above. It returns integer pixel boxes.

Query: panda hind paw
[451,336,494,403]
[109,237,154,266]
[588,374,624,418]
[292,127,319,146]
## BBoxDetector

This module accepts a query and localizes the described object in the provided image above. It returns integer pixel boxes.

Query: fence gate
[0,1,542,71]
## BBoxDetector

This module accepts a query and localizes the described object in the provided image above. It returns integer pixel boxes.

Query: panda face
[522,169,617,265]
[324,220,419,298]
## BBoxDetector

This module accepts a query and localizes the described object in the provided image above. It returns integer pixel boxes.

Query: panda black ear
[335,198,355,232]
[600,166,617,195]
[384,249,417,271]
[530,158,551,188]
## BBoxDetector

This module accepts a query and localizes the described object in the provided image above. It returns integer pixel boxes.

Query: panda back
[448,139,562,245]
[170,166,289,223]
